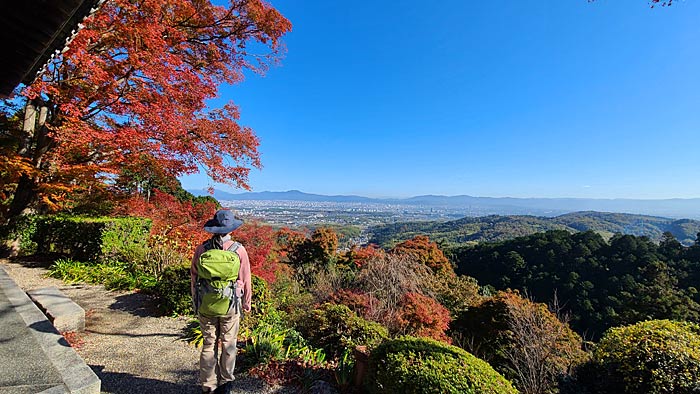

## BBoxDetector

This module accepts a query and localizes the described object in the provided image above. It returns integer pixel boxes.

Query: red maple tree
[231,221,280,283]
[117,189,216,255]
[5,0,291,218]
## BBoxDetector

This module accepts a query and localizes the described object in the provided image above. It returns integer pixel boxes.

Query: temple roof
[0,0,102,97]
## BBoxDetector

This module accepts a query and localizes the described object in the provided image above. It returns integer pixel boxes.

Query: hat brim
[203,218,244,234]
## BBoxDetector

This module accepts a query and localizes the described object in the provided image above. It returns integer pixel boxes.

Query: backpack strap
[223,240,241,253]
[203,238,240,252]
[203,238,220,251]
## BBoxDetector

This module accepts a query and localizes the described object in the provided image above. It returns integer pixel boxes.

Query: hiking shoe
[214,381,233,394]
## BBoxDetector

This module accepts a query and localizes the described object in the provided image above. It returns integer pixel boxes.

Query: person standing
[191,209,252,394]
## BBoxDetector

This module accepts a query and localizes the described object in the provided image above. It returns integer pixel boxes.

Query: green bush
[270,271,315,327]
[367,336,517,394]
[152,263,193,316]
[1,215,151,262]
[571,319,700,394]
[297,303,388,360]
[140,242,189,279]
[0,215,40,254]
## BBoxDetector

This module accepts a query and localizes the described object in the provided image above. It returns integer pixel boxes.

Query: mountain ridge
[188,189,700,219]
[368,211,700,247]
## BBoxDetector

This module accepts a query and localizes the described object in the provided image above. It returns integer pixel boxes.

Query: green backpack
[194,240,241,317]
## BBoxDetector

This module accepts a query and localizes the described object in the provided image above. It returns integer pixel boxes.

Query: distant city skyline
[181,0,700,200]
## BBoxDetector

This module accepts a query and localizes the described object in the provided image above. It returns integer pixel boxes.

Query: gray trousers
[198,309,241,391]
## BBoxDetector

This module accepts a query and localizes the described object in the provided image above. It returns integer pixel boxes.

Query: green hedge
[2,215,151,262]
[367,336,517,394]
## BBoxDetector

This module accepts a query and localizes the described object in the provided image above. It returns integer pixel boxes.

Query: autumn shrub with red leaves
[231,221,280,283]
[342,244,385,269]
[390,235,454,275]
[119,192,289,282]
[249,359,333,390]
[116,190,215,256]
[395,292,452,343]
[326,288,379,319]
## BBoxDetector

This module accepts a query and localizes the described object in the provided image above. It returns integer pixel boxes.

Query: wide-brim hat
[203,209,244,234]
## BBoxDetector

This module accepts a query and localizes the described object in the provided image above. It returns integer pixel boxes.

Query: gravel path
[1,258,288,394]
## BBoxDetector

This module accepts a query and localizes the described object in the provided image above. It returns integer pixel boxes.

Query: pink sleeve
[236,245,253,312]
[191,244,205,299]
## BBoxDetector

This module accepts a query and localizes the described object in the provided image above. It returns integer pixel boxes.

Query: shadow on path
[109,291,162,317]
[5,254,63,269]
[90,365,199,394]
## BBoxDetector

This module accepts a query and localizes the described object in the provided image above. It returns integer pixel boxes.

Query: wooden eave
[0,0,103,97]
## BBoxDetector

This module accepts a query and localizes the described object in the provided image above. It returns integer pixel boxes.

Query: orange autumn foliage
[391,235,454,275]
[274,227,307,260]
[344,244,386,269]
[396,292,452,343]
[8,0,291,217]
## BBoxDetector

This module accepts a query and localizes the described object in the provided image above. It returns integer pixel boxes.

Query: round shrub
[582,319,700,394]
[367,336,517,394]
[297,303,388,359]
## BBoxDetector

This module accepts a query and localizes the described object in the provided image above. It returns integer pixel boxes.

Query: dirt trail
[1,258,282,394]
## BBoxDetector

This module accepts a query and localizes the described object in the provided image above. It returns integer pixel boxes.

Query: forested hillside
[369,211,700,247]
[450,230,700,338]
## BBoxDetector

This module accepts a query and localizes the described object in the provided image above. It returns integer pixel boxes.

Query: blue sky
[180,0,700,199]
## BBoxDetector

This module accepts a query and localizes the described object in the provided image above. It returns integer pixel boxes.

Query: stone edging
[0,266,100,394]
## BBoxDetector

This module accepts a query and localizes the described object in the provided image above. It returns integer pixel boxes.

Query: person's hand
[243,305,251,313]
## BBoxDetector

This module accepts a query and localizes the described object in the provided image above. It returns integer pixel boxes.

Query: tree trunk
[5,100,49,220]
[7,174,38,218]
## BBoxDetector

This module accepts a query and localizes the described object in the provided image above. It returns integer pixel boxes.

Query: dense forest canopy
[450,230,700,338]
[370,211,700,248]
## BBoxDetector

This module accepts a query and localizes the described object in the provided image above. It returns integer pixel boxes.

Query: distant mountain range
[368,211,700,247]
[188,189,700,219]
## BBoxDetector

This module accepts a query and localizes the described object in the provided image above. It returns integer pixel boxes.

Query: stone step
[0,266,100,393]
[27,286,85,333]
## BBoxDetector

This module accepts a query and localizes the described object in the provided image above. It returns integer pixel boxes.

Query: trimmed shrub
[2,214,150,262]
[367,336,517,394]
[297,303,388,359]
[571,319,700,394]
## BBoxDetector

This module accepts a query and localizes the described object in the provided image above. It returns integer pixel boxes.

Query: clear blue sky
[180,0,700,199]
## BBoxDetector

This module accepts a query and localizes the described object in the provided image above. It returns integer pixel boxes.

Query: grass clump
[48,258,156,291]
